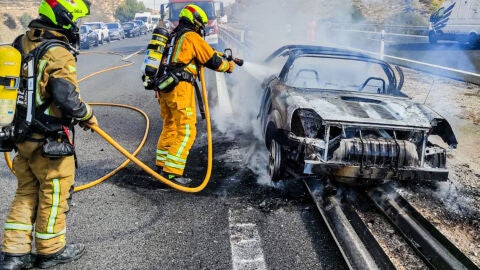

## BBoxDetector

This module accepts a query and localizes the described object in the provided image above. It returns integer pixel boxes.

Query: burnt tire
[268,139,285,181]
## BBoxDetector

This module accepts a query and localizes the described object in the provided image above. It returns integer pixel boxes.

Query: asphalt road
[0,34,346,269]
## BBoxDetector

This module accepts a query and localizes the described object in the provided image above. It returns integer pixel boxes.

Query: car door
[258,75,277,131]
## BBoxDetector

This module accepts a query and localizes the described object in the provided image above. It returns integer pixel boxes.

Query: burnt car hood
[287,91,436,129]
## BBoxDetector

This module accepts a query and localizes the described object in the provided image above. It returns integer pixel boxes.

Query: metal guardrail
[335,23,429,36]
[218,25,250,50]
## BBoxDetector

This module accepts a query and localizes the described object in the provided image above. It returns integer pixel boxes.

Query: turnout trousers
[156,81,197,176]
[2,137,75,256]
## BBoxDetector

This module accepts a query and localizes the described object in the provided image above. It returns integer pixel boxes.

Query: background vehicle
[151,14,161,27]
[84,22,111,44]
[160,0,225,48]
[79,24,99,49]
[106,22,125,40]
[429,0,480,46]
[134,12,154,31]
[121,22,140,38]
[258,45,457,184]
[132,20,148,35]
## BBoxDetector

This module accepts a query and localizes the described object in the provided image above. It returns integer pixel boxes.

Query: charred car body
[258,45,457,184]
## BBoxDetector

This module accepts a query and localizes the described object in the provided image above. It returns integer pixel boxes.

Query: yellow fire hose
[4,51,213,193]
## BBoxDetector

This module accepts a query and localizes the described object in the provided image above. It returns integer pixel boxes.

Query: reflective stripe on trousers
[2,139,74,256]
[157,81,197,175]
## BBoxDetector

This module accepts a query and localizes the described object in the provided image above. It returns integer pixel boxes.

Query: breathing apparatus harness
[145,23,206,118]
[0,34,77,157]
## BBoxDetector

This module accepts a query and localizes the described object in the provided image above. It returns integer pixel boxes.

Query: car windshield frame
[281,55,394,95]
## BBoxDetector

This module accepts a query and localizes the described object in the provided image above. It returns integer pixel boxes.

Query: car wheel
[84,42,90,50]
[94,38,99,47]
[107,35,111,43]
[268,139,285,181]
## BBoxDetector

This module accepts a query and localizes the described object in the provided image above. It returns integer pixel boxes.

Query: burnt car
[258,45,457,184]
[79,24,99,49]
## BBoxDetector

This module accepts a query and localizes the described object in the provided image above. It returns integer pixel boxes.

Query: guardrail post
[380,30,385,60]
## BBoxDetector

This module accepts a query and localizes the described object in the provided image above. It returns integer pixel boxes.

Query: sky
[138,0,235,11]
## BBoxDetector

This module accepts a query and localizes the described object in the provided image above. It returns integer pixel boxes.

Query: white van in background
[151,14,161,27]
[134,12,154,31]
[429,0,480,47]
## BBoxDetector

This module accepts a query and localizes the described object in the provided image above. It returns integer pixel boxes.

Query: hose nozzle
[221,48,244,66]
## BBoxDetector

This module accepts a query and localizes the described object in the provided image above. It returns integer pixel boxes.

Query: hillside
[0,0,125,43]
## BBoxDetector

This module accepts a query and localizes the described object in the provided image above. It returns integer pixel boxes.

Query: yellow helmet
[38,0,91,30]
[179,4,208,31]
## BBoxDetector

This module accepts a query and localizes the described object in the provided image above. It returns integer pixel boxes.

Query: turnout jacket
[170,28,232,77]
[17,25,93,132]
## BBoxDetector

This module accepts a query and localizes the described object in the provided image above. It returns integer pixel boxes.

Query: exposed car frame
[258,45,457,185]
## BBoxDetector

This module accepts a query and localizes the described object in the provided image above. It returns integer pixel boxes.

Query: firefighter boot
[160,171,192,186]
[0,253,35,270]
[36,244,85,269]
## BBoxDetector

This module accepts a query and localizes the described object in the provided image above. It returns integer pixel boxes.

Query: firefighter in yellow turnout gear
[155,4,235,184]
[0,1,97,269]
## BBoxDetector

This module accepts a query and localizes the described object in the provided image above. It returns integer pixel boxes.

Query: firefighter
[155,4,235,184]
[0,0,97,269]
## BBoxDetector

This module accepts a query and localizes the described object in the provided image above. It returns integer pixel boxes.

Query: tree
[114,0,146,22]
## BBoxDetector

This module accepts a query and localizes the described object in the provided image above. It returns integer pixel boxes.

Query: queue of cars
[79,20,150,49]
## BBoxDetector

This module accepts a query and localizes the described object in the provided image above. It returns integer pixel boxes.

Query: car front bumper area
[303,160,449,184]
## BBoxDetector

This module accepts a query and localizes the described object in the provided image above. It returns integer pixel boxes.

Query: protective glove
[142,74,155,90]
[226,61,235,73]
[79,115,98,132]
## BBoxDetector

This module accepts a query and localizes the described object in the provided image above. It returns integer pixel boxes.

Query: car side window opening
[268,54,289,78]
[285,56,390,94]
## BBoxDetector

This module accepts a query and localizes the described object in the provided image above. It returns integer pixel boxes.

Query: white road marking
[229,208,267,270]
[215,72,233,114]
[122,49,143,61]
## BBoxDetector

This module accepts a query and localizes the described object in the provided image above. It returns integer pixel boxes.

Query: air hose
[4,51,213,193]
